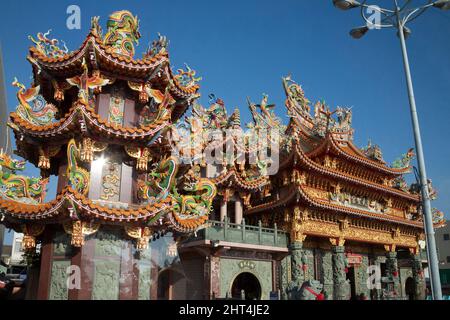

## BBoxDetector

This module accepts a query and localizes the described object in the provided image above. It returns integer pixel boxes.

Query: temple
[0,10,445,300]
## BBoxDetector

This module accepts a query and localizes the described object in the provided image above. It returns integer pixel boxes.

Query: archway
[405,277,415,300]
[231,272,262,300]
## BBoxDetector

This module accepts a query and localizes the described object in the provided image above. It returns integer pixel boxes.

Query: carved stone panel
[94,228,123,257]
[138,264,152,300]
[52,232,72,256]
[49,260,70,300]
[92,260,120,300]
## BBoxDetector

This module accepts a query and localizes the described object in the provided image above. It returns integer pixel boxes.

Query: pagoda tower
[0,11,216,299]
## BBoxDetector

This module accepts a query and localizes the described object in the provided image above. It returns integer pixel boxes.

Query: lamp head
[333,0,361,10]
[433,0,450,10]
[350,26,369,39]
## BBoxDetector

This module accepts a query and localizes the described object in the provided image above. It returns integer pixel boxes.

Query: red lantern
[393,271,398,277]
[344,268,348,273]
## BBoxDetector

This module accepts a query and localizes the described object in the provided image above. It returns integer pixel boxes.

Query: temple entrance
[346,266,357,300]
[231,272,261,300]
[405,277,415,300]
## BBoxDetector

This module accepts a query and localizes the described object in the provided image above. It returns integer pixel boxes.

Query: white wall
[436,224,450,269]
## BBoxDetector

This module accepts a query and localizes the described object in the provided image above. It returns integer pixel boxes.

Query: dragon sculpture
[174,64,202,88]
[12,78,57,126]
[28,29,68,58]
[103,10,141,57]
[282,75,311,119]
[432,208,445,226]
[171,168,217,228]
[138,158,217,228]
[0,152,48,204]
[138,156,179,202]
[392,148,415,169]
[66,139,90,195]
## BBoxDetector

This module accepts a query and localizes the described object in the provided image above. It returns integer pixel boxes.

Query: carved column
[331,240,350,300]
[411,251,425,300]
[286,240,308,299]
[385,249,400,298]
[290,241,306,285]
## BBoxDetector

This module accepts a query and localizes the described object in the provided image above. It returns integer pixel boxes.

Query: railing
[189,218,288,248]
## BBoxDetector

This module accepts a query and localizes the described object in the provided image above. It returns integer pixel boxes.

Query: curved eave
[9,103,169,144]
[0,187,171,223]
[245,186,298,215]
[28,32,200,101]
[245,184,423,229]
[212,167,269,191]
[294,142,420,202]
[296,185,423,228]
[326,134,411,176]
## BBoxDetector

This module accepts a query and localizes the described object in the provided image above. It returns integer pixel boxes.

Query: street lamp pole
[395,6,442,301]
[332,0,450,300]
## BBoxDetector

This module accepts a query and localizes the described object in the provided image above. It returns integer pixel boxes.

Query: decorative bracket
[80,137,108,163]
[63,220,100,247]
[21,224,45,251]
[125,226,152,251]
[125,146,151,171]
[38,145,61,170]
[329,237,346,247]
[384,244,396,252]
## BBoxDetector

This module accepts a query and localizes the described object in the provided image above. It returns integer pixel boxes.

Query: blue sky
[1,0,450,244]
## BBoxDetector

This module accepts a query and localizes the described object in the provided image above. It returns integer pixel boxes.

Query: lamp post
[332,0,450,300]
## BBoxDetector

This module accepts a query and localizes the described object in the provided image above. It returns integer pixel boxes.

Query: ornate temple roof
[27,22,200,103]
[0,8,445,246]
[9,102,168,142]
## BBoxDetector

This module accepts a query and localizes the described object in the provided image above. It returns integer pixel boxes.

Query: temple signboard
[346,253,363,265]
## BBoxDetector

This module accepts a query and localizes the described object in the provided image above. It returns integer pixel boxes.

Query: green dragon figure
[103,10,141,58]
[0,152,48,204]
[171,176,217,228]
[138,156,179,202]
[282,75,311,119]
[66,139,90,195]
[392,148,415,169]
